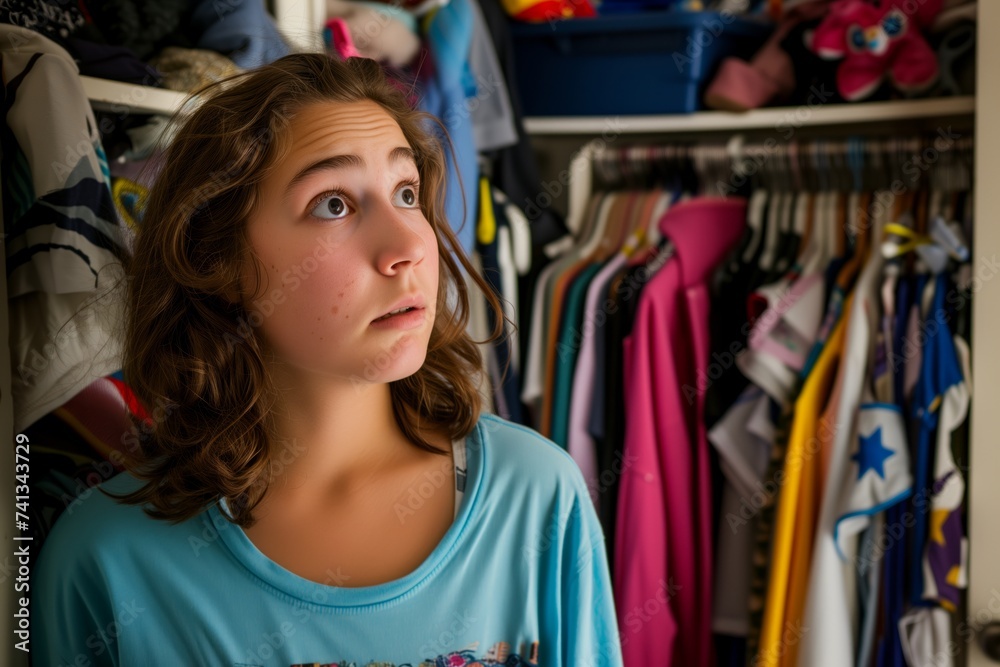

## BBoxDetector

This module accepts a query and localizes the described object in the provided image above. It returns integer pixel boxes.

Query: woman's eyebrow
[284,146,417,195]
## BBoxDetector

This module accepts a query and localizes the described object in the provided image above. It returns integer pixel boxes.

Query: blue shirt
[32,413,623,667]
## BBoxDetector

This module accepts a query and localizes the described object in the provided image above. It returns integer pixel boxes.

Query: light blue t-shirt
[32,413,623,666]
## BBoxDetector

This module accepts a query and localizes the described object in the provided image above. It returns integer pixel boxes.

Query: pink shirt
[614,198,747,666]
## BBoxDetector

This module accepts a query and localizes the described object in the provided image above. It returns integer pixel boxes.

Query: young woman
[32,54,623,666]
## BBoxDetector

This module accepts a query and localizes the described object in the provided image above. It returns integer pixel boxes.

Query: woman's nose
[370,199,428,276]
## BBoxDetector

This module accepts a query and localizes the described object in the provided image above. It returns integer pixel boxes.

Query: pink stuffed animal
[811,0,942,100]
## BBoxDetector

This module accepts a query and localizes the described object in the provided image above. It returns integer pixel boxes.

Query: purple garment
[568,252,627,505]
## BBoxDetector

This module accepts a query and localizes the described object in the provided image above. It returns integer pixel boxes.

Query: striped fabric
[2,25,130,431]
[1,25,128,297]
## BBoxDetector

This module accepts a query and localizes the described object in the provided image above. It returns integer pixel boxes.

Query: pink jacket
[614,198,747,666]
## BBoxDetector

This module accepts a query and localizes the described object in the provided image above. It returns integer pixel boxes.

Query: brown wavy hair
[106,54,507,527]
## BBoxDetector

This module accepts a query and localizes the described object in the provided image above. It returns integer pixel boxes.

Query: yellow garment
[111,178,149,232]
[756,299,851,667]
[477,177,496,246]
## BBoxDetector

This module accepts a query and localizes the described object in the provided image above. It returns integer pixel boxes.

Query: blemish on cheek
[331,306,339,315]
[338,291,344,298]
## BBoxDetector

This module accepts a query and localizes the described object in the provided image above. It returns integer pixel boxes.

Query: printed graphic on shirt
[288,639,540,666]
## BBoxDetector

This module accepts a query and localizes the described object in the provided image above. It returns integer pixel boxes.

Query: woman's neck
[260,362,415,503]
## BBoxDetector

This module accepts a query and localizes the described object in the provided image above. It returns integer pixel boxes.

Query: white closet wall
[969,2,1000,665]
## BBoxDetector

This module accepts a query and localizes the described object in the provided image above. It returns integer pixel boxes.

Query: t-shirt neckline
[208,420,483,610]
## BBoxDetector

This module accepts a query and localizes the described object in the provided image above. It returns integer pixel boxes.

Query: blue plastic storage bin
[510,11,773,116]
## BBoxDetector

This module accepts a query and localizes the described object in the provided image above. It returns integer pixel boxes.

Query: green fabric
[551,261,604,448]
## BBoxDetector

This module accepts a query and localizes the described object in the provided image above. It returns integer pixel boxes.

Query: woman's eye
[393,185,419,208]
[311,194,350,220]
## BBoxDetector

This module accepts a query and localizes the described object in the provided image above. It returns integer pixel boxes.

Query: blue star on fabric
[852,427,896,480]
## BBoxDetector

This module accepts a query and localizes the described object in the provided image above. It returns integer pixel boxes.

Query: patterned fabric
[290,639,540,666]
[1,25,129,432]
[0,0,85,46]
[912,273,969,611]
[832,404,913,558]
[148,46,243,93]
[1,26,129,296]
[745,396,793,662]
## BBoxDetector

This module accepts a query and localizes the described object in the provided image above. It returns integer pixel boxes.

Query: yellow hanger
[881,222,934,259]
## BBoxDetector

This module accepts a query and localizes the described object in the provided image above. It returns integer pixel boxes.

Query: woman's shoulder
[37,470,209,571]
[474,413,591,498]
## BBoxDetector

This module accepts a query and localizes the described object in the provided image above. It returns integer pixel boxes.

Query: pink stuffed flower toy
[811,0,942,101]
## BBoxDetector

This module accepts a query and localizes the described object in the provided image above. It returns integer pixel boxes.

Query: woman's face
[242,100,440,385]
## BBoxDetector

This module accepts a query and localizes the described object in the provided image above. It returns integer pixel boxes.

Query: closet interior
[2,1,1000,666]
[503,7,998,657]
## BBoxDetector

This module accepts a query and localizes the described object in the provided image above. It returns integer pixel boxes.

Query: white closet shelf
[523,96,976,135]
[81,76,195,116]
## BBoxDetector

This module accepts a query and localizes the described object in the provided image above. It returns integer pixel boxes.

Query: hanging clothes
[615,197,746,667]
[1,25,130,433]
[418,0,479,258]
[494,134,974,667]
